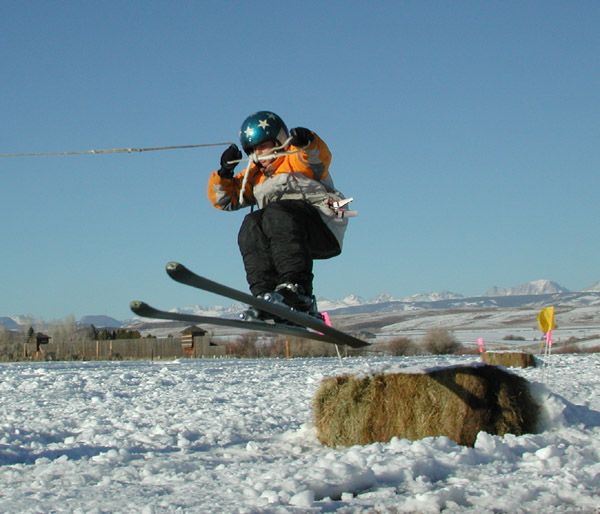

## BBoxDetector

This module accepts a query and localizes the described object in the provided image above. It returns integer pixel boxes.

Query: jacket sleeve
[207,169,256,211]
[288,132,332,184]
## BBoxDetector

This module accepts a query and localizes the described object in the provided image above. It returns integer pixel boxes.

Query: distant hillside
[79,315,123,328]
[0,317,20,330]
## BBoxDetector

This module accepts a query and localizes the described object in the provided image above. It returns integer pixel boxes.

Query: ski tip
[129,300,146,314]
[166,261,185,275]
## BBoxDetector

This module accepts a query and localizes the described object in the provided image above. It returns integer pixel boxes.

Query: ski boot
[272,283,313,311]
[239,284,323,324]
[271,283,325,322]
[239,292,287,323]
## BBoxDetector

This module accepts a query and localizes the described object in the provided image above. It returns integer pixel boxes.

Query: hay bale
[481,351,537,368]
[313,364,539,447]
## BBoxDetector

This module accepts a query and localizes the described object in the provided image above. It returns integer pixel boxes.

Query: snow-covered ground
[1,355,598,513]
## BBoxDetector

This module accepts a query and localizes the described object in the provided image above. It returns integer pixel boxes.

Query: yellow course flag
[537,306,556,334]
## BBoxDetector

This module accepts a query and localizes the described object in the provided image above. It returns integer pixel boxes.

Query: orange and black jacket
[207,132,349,249]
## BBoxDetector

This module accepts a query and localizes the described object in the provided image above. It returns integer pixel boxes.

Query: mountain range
[484,279,570,297]
[2,279,600,330]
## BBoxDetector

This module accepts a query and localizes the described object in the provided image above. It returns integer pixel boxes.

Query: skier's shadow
[425,365,600,430]
[556,394,600,428]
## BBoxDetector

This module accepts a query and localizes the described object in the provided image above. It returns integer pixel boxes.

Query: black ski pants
[237,200,340,296]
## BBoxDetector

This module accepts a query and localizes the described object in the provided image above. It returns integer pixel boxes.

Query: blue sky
[1,0,599,321]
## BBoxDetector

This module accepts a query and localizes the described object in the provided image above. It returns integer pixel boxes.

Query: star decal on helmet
[239,111,288,154]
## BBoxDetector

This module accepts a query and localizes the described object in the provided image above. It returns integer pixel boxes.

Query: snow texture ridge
[0,354,598,512]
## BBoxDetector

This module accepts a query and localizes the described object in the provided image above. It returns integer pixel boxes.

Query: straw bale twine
[481,351,537,368]
[313,364,539,447]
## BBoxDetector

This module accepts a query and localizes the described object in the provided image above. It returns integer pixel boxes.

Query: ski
[130,262,368,348]
[162,261,369,348]
[129,300,347,345]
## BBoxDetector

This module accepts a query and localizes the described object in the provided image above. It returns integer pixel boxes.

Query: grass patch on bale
[481,351,537,368]
[313,364,539,447]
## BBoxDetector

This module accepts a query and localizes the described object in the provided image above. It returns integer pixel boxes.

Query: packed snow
[0,354,599,513]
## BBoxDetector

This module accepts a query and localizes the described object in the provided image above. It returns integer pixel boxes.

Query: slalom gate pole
[542,330,553,382]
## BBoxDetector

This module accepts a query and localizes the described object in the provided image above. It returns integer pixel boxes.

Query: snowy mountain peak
[0,316,20,330]
[402,291,464,302]
[373,293,395,303]
[79,315,123,328]
[583,281,600,292]
[340,294,365,305]
[317,294,366,311]
[484,279,569,297]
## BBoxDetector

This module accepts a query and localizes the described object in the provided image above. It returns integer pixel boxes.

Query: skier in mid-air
[207,110,352,320]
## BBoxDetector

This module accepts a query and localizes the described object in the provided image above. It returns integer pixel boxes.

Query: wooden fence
[23,336,227,361]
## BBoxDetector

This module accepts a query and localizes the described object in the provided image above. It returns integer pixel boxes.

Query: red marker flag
[477,337,485,353]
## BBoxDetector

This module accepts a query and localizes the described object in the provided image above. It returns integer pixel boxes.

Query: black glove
[289,127,314,148]
[218,144,242,178]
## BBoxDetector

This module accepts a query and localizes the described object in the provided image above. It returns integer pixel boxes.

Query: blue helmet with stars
[239,111,289,155]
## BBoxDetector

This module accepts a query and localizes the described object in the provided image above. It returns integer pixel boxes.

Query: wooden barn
[180,326,223,357]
